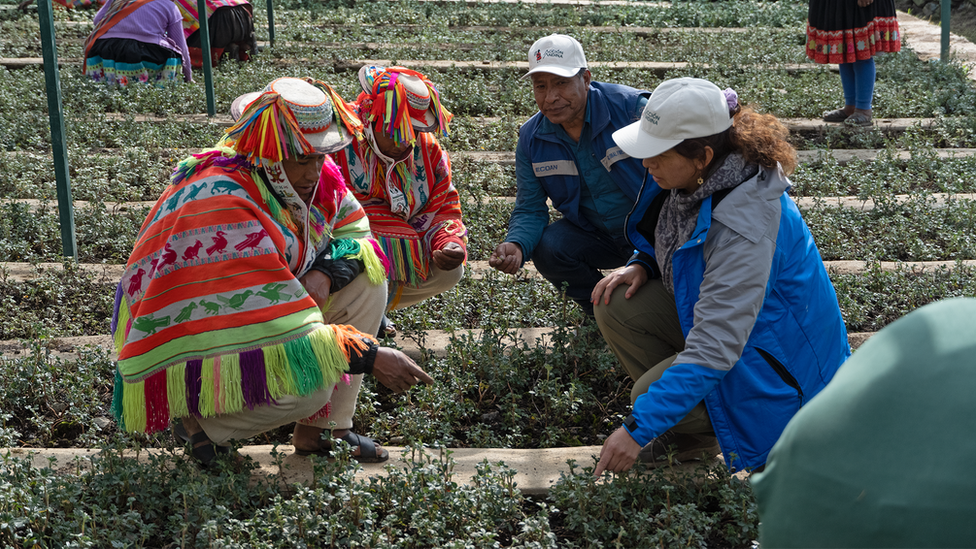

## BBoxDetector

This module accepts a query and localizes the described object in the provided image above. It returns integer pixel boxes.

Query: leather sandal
[338,431,389,463]
[822,108,851,123]
[844,111,873,127]
[294,431,389,462]
[173,419,234,469]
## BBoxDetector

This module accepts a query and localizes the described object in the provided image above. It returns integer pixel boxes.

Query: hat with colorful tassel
[357,65,452,146]
[227,77,363,166]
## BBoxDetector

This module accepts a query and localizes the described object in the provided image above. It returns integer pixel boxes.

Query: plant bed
[0,440,759,548]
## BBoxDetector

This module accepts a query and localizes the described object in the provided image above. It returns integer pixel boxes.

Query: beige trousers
[593,278,713,435]
[389,265,464,310]
[196,273,386,444]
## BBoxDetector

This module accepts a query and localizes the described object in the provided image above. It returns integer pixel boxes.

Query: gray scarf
[655,152,759,295]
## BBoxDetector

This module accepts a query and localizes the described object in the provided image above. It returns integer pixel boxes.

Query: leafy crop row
[3,260,974,342]
[10,140,976,203]
[0,440,757,548]
[1,0,975,545]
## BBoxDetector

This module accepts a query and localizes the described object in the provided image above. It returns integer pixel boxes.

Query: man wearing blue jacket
[488,34,650,315]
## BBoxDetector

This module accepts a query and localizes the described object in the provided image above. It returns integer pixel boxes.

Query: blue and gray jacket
[507,81,650,262]
[624,165,851,471]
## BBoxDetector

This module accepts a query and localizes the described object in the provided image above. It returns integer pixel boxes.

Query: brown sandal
[844,111,873,127]
[822,108,851,123]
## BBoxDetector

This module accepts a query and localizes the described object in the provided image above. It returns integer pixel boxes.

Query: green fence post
[37,0,77,258]
[197,0,216,116]
[941,0,951,62]
[266,0,275,48]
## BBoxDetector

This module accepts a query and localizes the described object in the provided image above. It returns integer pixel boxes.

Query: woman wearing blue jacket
[592,78,850,474]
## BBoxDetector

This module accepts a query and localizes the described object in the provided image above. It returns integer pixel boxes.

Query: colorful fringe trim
[376,235,427,287]
[171,146,251,186]
[111,324,371,433]
[806,17,901,65]
[307,79,364,145]
[225,92,314,167]
[360,67,452,148]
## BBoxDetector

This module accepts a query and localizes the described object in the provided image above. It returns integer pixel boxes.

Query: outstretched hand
[433,241,465,271]
[590,265,648,307]
[371,347,434,393]
[488,242,523,274]
[593,427,642,477]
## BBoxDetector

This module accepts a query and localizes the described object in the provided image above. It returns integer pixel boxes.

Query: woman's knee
[593,284,632,329]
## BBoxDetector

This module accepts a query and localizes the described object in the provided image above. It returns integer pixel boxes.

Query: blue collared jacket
[507,81,650,262]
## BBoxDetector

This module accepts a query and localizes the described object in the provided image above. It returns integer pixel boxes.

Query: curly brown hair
[672,105,797,176]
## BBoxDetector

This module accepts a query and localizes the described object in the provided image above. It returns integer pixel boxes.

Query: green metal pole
[37,0,77,258]
[197,0,215,116]
[266,0,275,48]
[941,0,950,62]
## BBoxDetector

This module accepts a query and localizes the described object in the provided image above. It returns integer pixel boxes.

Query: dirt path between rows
[898,10,976,80]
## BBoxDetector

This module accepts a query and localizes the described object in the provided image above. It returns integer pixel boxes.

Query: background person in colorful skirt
[807,0,901,126]
[176,0,257,67]
[591,78,850,476]
[488,34,649,317]
[111,77,432,468]
[83,0,192,86]
[331,65,467,338]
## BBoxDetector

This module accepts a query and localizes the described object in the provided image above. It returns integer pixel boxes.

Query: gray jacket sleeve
[674,176,783,372]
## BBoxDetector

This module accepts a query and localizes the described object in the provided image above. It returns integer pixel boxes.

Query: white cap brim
[229,91,352,155]
[612,119,682,160]
[523,65,583,79]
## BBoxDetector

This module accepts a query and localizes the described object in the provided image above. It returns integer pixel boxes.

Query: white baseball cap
[612,77,733,159]
[524,34,587,78]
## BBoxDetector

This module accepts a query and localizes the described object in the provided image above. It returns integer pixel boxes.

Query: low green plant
[832,262,976,332]
[363,319,630,450]
[0,438,762,548]
[0,328,115,448]
[0,261,116,339]
[804,194,976,261]
[548,458,758,548]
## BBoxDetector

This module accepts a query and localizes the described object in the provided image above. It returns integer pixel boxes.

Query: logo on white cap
[612,77,734,160]
[525,34,587,79]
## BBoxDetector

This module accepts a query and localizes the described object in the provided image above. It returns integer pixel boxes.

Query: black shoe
[638,430,720,468]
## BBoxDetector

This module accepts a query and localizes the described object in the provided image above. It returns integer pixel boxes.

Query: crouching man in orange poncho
[111,77,431,468]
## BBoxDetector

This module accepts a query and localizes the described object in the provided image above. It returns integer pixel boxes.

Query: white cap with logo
[612,77,733,159]
[525,34,587,78]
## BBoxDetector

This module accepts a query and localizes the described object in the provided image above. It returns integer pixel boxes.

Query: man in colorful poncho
[331,66,467,337]
[112,77,432,467]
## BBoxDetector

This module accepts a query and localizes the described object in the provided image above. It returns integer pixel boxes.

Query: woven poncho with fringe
[111,148,387,433]
[331,116,466,289]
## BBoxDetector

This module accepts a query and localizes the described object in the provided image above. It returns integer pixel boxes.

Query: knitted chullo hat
[356,66,452,147]
[227,77,363,166]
